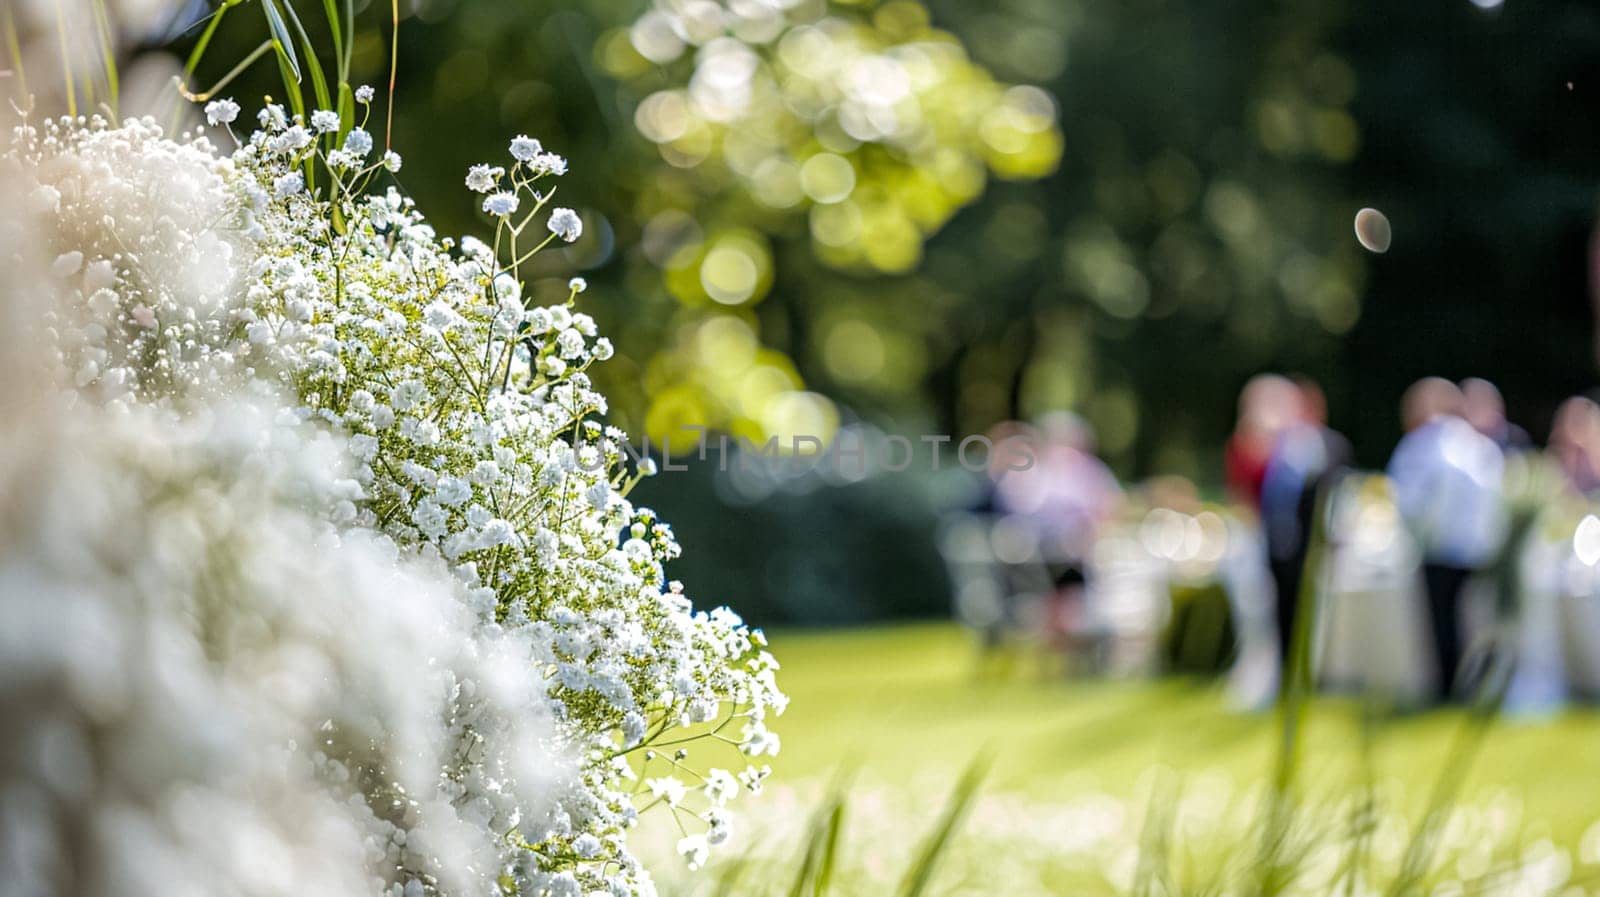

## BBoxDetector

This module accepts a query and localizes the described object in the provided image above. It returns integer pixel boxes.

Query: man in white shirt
[1386,377,1506,700]
[1388,377,1497,700]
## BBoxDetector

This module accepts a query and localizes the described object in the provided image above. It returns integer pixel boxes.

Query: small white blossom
[676,834,709,871]
[558,329,586,359]
[465,164,502,193]
[28,184,60,213]
[51,251,83,278]
[310,109,340,132]
[343,128,374,157]
[531,152,568,176]
[274,171,305,197]
[548,208,583,242]
[204,97,241,125]
[483,192,519,216]
[704,769,739,806]
[572,833,603,859]
[647,777,687,807]
[510,135,543,161]
[355,84,376,103]
[259,103,288,129]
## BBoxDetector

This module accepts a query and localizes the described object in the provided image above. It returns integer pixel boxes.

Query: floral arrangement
[0,81,783,897]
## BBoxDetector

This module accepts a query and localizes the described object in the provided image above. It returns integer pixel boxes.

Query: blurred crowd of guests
[942,374,1600,710]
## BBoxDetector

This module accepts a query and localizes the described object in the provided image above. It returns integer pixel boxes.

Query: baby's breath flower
[676,834,709,871]
[258,103,287,130]
[510,134,543,161]
[204,97,240,125]
[9,111,785,897]
[274,171,305,197]
[465,163,501,193]
[355,84,376,103]
[548,207,583,242]
[382,150,403,173]
[532,152,568,176]
[343,127,374,157]
[483,191,519,216]
[51,250,82,278]
[28,184,60,213]
[310,109,340,132]
[267,125,311,153]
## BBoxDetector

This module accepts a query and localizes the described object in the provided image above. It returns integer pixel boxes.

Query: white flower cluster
[0,397,576,897]
[4,115,249,404]
[2,107,786,896]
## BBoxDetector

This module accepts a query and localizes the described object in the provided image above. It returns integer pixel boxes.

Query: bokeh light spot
[800,153,857,204]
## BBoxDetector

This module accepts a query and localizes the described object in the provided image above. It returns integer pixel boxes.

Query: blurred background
[154,0,1600,627]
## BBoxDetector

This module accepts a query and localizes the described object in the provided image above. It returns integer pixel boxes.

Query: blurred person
[1225,374,1303,511]
[994,412,1123,561]
[1387,377,1506,700]
[1260,378,1352,668]
[1549,396,1600,495]
[969,419,1042,514]
[993,413,1124,662]
[1461,377,1531,453]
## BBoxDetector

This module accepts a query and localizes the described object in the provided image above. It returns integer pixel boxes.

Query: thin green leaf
[261,0,301,84]
[270,38,307,131]
[52,0,75,116]
[320,0,344,75]
[182,0,241,77]
[710,854,754,897]
[386,0,398,150]
[897,754,989,897]
[180,39,274,104]
[1,0,28,99]
[337,81,355,142]
[277,0,332,111]
[89,0,118,115]
[812,794,846,897]
[341,0,355,83]
[784,801,828,897]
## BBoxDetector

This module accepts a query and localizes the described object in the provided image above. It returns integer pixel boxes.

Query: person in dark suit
[1260,378,1351,669]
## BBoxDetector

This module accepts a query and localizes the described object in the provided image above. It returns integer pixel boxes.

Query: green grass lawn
[763,622,1600,846]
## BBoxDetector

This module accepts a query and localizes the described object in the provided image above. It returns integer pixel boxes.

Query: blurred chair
[1314,475,1437,706]
[1516,502,1600,701]
[1502,528,1573,712]
[1085,502,1275,698]
[937,511,1111,675]
[1163,580,1236,675]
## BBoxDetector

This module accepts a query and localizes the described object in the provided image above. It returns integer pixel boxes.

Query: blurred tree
[1336,0,1600,464]
[175,0,1600,624]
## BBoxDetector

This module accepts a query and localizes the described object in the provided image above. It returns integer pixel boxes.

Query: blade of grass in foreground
[897,753,990,897]
[1131,768,1177,897]
[1253,479,1335,897]
[784,769,852,897]
[1384,509,1529,897]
